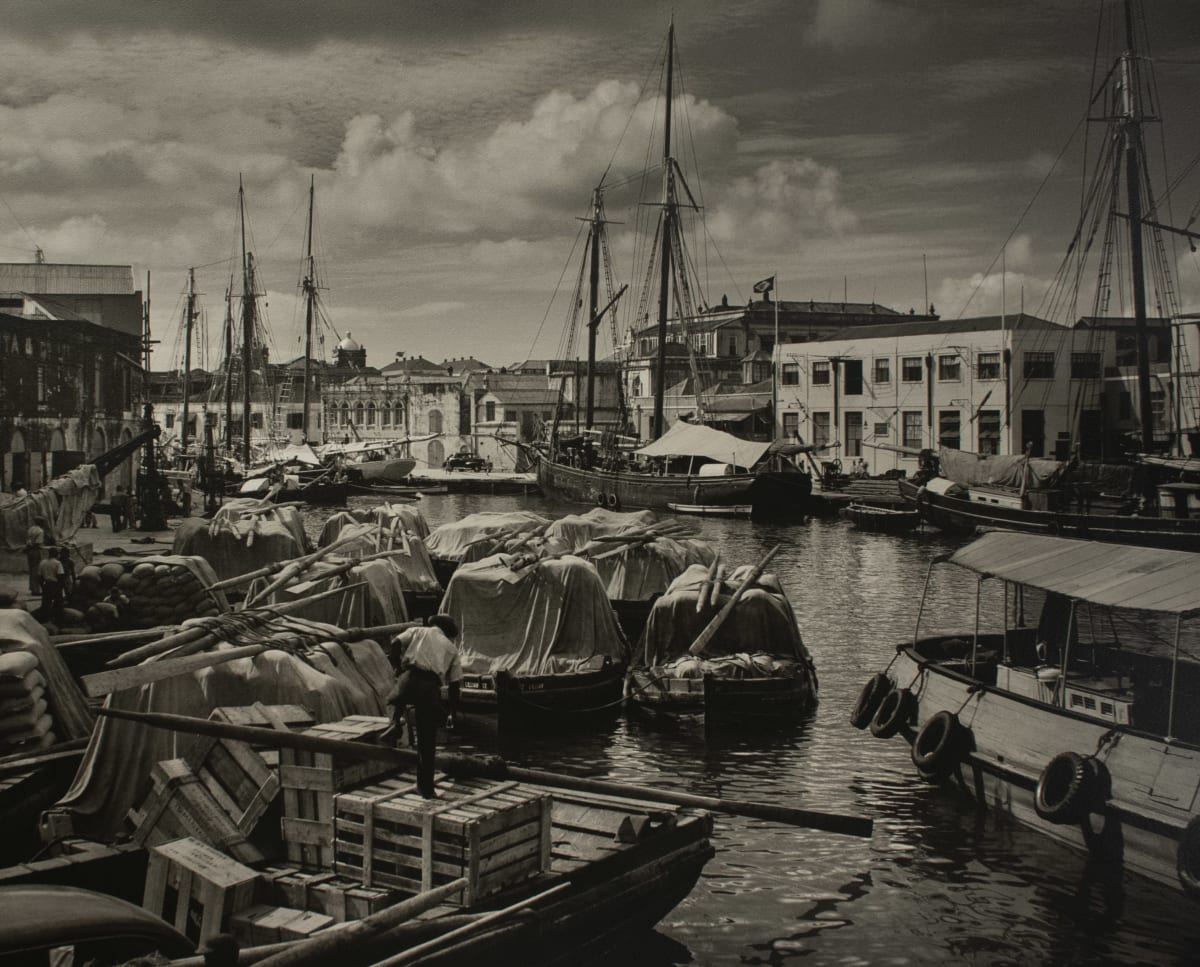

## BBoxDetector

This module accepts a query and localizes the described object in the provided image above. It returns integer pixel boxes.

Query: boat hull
[536,455,755,510]
[882,646,1200,897]
[626,667,817,724]
[901,478,1200,551]
[351,457,416,484]
[842,502,920,533]
[459,663,626,720]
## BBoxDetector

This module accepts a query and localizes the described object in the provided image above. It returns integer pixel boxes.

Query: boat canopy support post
[1167,613,1182,741]
[971,574,984,677]
[912,555,949,646]
[1058,600,1078,709]
[1002,581,1010,665]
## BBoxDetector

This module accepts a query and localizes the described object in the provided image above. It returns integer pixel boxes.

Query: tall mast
[1121,0,1153,452]
[585,187,602,429]
[181,268,196,456]
[652,21,675,440]
[223,279,233,451]
[302,175,316,443]
[239,176,254,467]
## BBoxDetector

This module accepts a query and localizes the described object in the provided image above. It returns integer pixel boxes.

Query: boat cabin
[912,532,1200,743]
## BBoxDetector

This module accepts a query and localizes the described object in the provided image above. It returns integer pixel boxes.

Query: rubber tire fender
[1034,751,1094,825]
[911,710,965,781]
[869,687,915,739]
[849,672,891,730]
[606,492,619,509]
[596,492,607,506]
[1178,816,1200,899]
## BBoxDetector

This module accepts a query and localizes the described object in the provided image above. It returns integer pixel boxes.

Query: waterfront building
[0,262,145,492]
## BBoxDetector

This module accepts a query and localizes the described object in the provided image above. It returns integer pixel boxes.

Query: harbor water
[313,492,1200,966]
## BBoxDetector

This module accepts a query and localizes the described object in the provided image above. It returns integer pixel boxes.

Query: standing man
[386,615,463,799]
[37,546,65,624]
[24,517,46,594]
[111,485,129,532]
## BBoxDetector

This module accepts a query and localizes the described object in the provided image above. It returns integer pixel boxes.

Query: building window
[783,412,799,439]
[938,355,961,381]
[902,411,923,450]
[485,401,496,422]
[1115,333,1137,367]
[367,402,377,427]
[902,357,923,382]
[340,403,349,427]
[938,409,961,449]
[978,410,1001,454]
[394,405,403,427]
[845,412,863,457]
[1024,351,1055,379]
[381,403,392,427]
[286,412,303,430]
[977,352,1001,380]
[843,359,863,395]
[427,409,443,434]
[1070,352,1101,379]
[1152,389,1167,431]
[874,358,890,384]
[812,412,831,448]
[873,422,890,437]
[727,336,737,357]
[165,413,175,428]
[781,363,799,386]
[251,412,264,430]
[354,401,364,425]
[812,360,830,386]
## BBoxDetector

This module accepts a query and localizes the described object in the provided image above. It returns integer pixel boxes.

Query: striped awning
[949,532,1200,616]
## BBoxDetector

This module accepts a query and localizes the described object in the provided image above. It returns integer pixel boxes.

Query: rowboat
[667,502,753,519]
[841,501,920,533]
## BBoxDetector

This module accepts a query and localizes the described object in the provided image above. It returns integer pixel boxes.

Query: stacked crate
[332,776,552,906]
[142,837,259,946]
[257,865,401,922]
[278,715,393,868]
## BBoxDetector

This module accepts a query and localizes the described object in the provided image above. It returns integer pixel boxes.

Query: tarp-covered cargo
[0,465,102,550]
[937,447,1068,491]
[318,503,430,545]
[172,512,305,583]
[425,511,551,564]
[635,421,770,471]
[311,521,440,594]
[442,553,627,676]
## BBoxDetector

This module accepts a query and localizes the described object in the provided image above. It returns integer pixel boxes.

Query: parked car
[0,885,196,965]
[444,453,486,472]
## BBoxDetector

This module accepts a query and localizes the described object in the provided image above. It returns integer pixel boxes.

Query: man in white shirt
[387,614,463,798]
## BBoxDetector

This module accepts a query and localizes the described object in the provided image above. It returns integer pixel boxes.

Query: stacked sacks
[72,556,227,631]
[0,650,54,753]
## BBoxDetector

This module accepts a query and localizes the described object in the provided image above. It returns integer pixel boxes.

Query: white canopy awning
[635,421,770,470]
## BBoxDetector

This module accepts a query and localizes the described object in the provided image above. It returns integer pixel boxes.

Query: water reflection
[308,493,1200,965]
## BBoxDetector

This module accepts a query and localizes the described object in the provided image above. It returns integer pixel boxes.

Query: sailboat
[534,25,766,512]
[897,0,1200,551]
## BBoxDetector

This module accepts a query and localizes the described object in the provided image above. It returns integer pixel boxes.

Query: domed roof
[338,332,362,352]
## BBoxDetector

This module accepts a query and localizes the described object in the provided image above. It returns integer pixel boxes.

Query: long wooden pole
[688,545,781,656]
[96,707,873,837]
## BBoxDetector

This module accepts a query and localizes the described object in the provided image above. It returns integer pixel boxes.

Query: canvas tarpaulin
[55,621,393,838]
[938,448,1068,490]
[262,558,411,626]
[0,464,102,550]
[172,514,305,583]
[313,521,441,593]
[635,421,771,470]
[318,503,431,544]
[425,511,551,563]
[640,563,810,665]
[441,553,627,676]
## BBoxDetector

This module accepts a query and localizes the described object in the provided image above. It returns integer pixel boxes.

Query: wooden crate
[143,837,259,946]
[279,715,393,869]
[129,759,264,864]
[258,865,400,922]
[332,776,552,906]
[231,904,334,945]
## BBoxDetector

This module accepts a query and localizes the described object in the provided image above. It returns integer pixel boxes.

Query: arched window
[340,403,349,427]
[631,376,642,397]
[367,402,377,428]
[381,401,392,428]
[354,402,365,425]
[394,404,404,428]
[428,409,443,434]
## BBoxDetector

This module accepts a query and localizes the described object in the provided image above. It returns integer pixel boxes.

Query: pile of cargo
[70,555,227,631]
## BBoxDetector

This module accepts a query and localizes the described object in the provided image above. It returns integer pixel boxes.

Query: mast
[180,268,196,458]
[222,279,233,452]
[585,187,601,429]
[302,176,316,443]
[1121,0,1153,452]
[239,176,254,467]
[652,22,675,440]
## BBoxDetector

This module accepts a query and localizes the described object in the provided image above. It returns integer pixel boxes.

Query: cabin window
[938,355,961,381]
[781,363,800,386]
[978,410,1001,454]
[812,360,830,386]
[812,412,831,448]
[874,358,890,384]
[843,359,863,395]
[1070,352,1101,379]
[977,352,1001,380]
[485,401,496,422]
[205,412,218,427]
[783,412,799,439]
[1024,351,1055,379]
[902,411,922,450]
[845,412,863,456]
[938,410,961,449]
[902,357,923,382]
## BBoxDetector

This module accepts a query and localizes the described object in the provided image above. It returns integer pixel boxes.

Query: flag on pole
[753,276,775,293]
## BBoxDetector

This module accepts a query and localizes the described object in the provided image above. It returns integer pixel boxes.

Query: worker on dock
[386,614,463,798]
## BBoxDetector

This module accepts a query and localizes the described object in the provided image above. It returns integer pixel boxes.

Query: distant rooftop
[0,261,135,295]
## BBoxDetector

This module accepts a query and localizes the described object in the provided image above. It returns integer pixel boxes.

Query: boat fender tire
[911,710,965,781]
[596,492,607,507]
[1034,751,1094,825]
[606,492,619,509]
[849,672,891,730]
[1178,817,1200,898]
[869,687,916,739]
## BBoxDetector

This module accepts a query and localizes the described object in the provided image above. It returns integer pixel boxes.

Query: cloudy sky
[2,0,1198,371]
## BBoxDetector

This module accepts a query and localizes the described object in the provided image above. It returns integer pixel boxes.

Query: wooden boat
[626,555,818,725]
[441,553,629,721]
[851,531,1200,898]
[900,476,1200,551]
[667,502,752,519]
[841,501,920,533]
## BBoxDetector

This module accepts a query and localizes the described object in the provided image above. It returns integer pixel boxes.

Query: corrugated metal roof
[949,532,1200,616]
[0,263,134,294]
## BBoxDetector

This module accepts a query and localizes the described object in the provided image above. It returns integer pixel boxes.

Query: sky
[1,0,1199,372]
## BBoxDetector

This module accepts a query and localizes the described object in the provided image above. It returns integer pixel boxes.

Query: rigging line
[522,215,588,364]
[597,32,669,191]
[953,112,1087,321]
[0,193,40,253]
